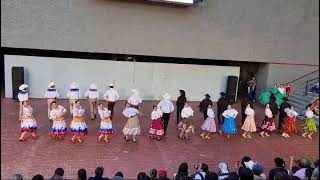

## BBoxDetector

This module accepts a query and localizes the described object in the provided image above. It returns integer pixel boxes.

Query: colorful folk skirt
[178,118,194,133]
[149,118,164,136]
[223,117,237,134]
[20,117,37,132]
[201,116,217,133]
[303,118,317,133]
[70,116,88,136]
[100,118,114,134]
[51,117,67,136]
[123,116,141,136]
[260,116,276,132]
[241,116,257,132]
[282,116,298,134]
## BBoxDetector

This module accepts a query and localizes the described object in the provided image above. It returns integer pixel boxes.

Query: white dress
[70,107,87,135]
[98,108,114,134]
[20,106,37,132]
[201,108,217,132]
[50,105,67,135]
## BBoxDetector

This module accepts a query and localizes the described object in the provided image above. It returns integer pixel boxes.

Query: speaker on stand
[12,67,24,101]
[226,76,239,103]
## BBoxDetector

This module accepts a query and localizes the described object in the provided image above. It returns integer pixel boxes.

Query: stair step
[289,94,316,102]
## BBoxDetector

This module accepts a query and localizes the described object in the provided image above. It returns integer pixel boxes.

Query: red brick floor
[1,98,319,179]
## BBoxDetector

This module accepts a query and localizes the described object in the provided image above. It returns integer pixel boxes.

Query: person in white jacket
[157,93,174,135]
[85,83,99,120]
[103,82,119,119]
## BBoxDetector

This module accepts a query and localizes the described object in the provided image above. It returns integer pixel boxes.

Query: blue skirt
[223,117,237,134]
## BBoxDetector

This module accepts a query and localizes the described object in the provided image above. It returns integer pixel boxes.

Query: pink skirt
[201,117,216,132]
[241,116,257,132]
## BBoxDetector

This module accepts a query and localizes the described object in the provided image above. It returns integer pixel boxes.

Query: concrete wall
[1,0,319,64]
[4,55,240,101]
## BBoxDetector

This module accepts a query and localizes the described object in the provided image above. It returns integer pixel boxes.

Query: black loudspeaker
[226,76,238,103]
[12,67,24,100]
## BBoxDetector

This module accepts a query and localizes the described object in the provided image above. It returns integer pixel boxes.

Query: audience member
[252,162,266,180]
[273,171,290,180]
[112,172,124,180]
[238,167,253,180]
[88,166,109,180]
[50,168,64,180]
[218,163,230,180]
[150,169,157,180]
[32,174,44,180]
[78,169,87,180]
[137,172,150,180]
[293,158,308,180]
[311,160,319,180]
[158,169,169,180]
[194,163,209,180]
[13,174,23,180]
[206,172,218,180]
[175,163,191,180]
[269,158,289,180]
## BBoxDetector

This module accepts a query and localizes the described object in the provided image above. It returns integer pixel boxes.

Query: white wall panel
[5,55,240,101]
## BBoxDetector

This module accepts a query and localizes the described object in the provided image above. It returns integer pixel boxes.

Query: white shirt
[85,89,99,99]
[67,89,81,100]
[104,88,119,102]
[72,107,85,117]
[22,106,33,117]
[18,91,29,102]
[265,108,273,118]
[151,109,163,120]
[157,100,174,113]
[49,105,67,120]
[122,107,139,118]
[222,109,238,118]
[127,95,142,105]
[305,110,315,118]
[284,108,298,117]
[278,87,285,94]
[181,106,194,118]
[194,172,206,180]
[44,88,59,99]
[245,107,255,116]
[207,108,215,118]
[98,108,111,119]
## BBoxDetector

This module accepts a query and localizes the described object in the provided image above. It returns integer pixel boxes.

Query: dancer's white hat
[19,84,28,90]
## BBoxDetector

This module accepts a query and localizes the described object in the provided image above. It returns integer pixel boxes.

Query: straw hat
[70,82,79,89]
[19,84,28,90]
[109,82,114,87]
[48,82,55,88]
[90,83,97,90]
[162,93,171,100]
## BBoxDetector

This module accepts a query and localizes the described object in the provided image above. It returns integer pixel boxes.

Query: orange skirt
[282,116,298,134]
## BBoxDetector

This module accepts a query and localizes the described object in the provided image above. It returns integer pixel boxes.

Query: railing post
[305,80,309,96]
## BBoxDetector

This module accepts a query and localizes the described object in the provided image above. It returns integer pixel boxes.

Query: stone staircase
[289,88,319,126]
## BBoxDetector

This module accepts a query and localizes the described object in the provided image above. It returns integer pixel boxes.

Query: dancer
[104,82,119,119]
[178,103,194,140]
[122,102,140,142]
[241,97,252,125]
[127,89,142,109]
[70,100,87,143]
[67,82,81,115]
[97,103,114,143]
[281,105,298,138]
[198,94,213,121]
[302,107,317,139]
[241,104,256,139]
[278,97,290,130]
[149,105,164,140]
[49,101,67,140]
[18,84,29,120]
[200,104,216,140]
[157,93,174,135]
[18,100,38,141]
[44,82,59,119]
[217,92,228,135]
[85,83,99,120]
[222,104,238,139]
[260,104,276,137]
[176,90,187,124]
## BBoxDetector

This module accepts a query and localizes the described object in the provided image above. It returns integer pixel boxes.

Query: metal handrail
[284,69,319,85]
[305,77,319,95]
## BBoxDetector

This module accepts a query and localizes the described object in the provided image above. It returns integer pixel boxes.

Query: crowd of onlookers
[11,156,319,180]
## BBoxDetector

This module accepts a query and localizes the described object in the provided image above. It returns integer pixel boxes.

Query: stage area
[1,98,319,179]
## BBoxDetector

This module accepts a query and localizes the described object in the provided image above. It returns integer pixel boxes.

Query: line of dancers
[17,82,318,143]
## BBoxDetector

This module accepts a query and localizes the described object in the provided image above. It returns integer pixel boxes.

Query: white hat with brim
[48,82,55,88]
[131,89,139,95]
[162,93,171,100]
[19,84,28,90]
[70,82,79,89]
[218,163,229,174]
[90,83,97,89]
[244,160,255,170]
[109,82,114,87]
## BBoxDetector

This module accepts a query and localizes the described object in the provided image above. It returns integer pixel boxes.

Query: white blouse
[22,106,33,117]
[72,107,85,117]
[122,108,139,118]
[67,89,81,99]
[104,88,119,102]
[265,108,273,118]
[207,108,215,118]
[98,108,111,119]
[44,88,59,99]
[18,91,29,102]
[85,89,99,99]
[222,109,238,118]
[284,108,298,117]
[305,110,314,118]
[151,109,163,120]
[245,107,255,116]
[157,100,175,113]
[127,95,142,106]
[49,105,67,119]
[181,106,194,118]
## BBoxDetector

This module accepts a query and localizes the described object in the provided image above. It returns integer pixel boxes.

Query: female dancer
[70,100,87,143]
[122,102,141,142]
[49,101,67,140]
[18,100,38,141]
[260,104,276,137]
[200,104,216,140]
[149,105,164,140]
[281,105,298,138]
[222,104,238,139]
[302,106,317,139]
[97,103,114,142]
[178,103,194,140]
[241,104,257,139]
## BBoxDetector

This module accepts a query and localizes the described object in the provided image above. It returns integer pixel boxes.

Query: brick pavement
[1,98,319,179]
